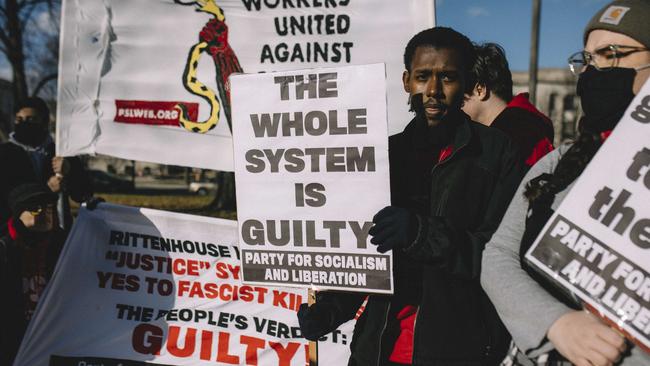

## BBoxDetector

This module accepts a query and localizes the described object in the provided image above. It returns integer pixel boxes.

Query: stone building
[512,68,580,145]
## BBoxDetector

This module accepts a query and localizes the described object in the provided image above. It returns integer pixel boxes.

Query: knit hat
[7,183,57,217]
[584,0,650,48]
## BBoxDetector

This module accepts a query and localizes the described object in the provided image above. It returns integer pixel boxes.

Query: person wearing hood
[481,1,650,365]
[0,97,92,232]
[0,183,67,365]
[462,42,554,167]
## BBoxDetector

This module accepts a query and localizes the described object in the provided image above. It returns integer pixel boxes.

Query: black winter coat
[0,140,92,232]
[317,113,527,366]
[0,228,66,365]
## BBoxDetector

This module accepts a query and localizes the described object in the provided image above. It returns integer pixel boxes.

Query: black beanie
[7,183,58,217]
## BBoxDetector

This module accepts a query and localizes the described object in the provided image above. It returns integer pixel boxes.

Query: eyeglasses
[568,44,650,75]
[27,204,54,217]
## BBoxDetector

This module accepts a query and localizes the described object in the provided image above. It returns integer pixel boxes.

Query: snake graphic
[175,0,243,133]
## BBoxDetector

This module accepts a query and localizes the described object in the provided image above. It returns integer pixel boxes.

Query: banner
[14,204,352,365]
[230,63,392,293]
[56,0,435,170]
[526,80,650,350]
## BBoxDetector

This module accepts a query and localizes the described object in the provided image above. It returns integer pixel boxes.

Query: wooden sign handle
[308,289,318,366]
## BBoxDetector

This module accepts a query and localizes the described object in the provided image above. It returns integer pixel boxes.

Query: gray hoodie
[481,144,649,365]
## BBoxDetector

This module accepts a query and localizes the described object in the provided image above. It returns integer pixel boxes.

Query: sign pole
[308,289,318,366]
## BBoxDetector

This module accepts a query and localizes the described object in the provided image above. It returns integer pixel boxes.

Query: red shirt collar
[600,130,613,141]
[507,93,553,126]
[8,217,18,241]
[438,145,453,163]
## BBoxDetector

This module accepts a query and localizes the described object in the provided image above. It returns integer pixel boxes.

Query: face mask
[576,65,636,133]
[14,122,47,147]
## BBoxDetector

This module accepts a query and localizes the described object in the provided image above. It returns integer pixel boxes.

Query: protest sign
[56,0,434,170]
[14,204,351,365]
[230,63,392,293]
[526,80,650,350]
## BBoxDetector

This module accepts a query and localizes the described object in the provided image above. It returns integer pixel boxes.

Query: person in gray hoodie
[481,1,650,365]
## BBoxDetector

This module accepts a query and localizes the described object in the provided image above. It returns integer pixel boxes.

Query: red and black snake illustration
[174,0,243,133]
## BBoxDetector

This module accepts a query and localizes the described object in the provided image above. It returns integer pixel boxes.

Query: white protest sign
[231,63,392,294]
[526,80,650,350]
[14,204,351,365]
[56,0,434,170]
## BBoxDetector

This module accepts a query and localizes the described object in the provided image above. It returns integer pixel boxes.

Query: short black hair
[15,97,50,124]
[471,43,513,102]
[403,27,477,91]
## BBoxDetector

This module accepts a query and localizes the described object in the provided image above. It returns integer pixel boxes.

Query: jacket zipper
[411,307,420,365]
[429,142,467,215]
[481,306,492,360]
[408,140,468,364]
[431,141,468,175]
[375,302,391,366]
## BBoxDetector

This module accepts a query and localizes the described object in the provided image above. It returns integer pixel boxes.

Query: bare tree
[0,0,59,105]
[29,33,59,98]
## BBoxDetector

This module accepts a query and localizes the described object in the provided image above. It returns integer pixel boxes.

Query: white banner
[231,63,392,293]
[526,80,650,350]
[56,0,434,170]
[14,204,352,365]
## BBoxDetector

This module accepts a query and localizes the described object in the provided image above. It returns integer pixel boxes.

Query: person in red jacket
[462,43,555,166]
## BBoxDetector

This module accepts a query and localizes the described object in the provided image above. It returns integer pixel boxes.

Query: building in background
[513,68,579,145]
[86,157,165,177]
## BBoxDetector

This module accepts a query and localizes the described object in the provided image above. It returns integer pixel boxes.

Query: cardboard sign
[231,63,392,293]
[526,80,650,350]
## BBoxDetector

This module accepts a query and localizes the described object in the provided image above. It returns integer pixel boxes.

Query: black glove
[297,302,337,341]
[369,206,417,253]
[85,196,105,211]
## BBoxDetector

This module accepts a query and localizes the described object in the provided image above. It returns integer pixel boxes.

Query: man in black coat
[0,97,92,232]
[298,27,527,365]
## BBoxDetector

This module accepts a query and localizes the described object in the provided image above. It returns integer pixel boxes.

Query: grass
[72,193,237,220]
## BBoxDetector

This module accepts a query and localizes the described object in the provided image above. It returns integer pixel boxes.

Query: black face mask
[576,65,636,133]
[14,122,48,147]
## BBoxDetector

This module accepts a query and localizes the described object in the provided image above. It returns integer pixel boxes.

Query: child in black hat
[1,183,67,365]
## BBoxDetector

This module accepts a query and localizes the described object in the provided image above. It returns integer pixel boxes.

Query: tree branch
[19,4,37,32]
[19,0,51,8]
[31,72,57,96]
[0,27,10,48]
